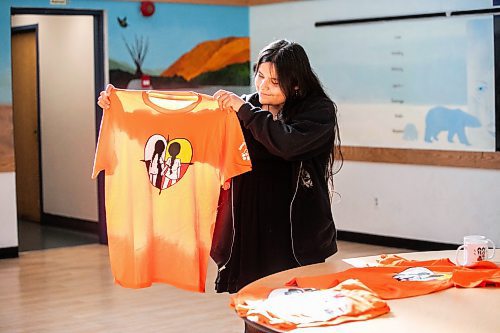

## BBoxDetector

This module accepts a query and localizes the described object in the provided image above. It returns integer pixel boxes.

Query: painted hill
[161,37,249,81]
[109,59,135,74]
[109,59,163,76]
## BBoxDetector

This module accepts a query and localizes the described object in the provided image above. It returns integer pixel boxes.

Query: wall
[0,173,18,248]
[12,14,98,222]
[250,0,500,245]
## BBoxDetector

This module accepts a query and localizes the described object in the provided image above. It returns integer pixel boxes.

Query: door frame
[11,7,107,244]
[11,24,42,224]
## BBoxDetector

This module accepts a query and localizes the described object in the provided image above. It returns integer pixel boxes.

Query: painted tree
[123,35,149,77]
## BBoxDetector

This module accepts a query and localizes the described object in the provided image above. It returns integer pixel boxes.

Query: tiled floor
[17,220,99,252]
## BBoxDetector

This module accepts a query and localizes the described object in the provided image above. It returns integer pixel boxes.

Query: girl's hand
[97,84,114,109]
[214,90,244,112]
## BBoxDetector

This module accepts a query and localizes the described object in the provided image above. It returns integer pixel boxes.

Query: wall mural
[111,35,250,89]
[317,14,495,152]
[107,3,250,90]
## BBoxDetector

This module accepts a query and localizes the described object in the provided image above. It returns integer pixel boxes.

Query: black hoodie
[211,92,338,269]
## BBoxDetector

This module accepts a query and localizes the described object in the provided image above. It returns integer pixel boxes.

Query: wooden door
[12,29,41,222]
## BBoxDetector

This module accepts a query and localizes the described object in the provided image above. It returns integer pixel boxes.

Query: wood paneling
[343,146,500,169]
[0,105,15,172]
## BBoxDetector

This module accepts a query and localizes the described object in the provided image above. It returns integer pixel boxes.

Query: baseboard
[41,213,99,234]
[337,230,459,251]
[0,246,19,259]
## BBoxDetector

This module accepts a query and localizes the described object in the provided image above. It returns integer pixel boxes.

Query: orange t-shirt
[231,279,389,330]
[92,88,252,292]
[286,256,500,299]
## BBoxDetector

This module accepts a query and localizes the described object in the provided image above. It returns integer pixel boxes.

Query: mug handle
[455,245,466,266]
[486,239,496,259]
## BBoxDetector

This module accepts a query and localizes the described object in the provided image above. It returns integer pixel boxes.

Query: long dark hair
[152,140,165,188]
[255,39,343,191]
[167,142,181,175]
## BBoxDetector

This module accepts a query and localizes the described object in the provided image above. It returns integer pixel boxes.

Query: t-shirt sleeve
[218,111,252,185]
[92,94,117,179]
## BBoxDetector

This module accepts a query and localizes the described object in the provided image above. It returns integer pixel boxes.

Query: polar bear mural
[424,106,481,146]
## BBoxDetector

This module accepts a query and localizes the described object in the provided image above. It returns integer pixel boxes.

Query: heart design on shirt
[143,134,193,192]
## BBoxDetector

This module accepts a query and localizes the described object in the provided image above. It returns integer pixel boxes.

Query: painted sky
[105,1,249,73]
[0,0,249,103]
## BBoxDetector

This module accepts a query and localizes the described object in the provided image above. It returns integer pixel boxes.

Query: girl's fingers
[219,94,226,105]
[217,94,228,109]
[105,84,113,95]
[214,90,232,110]
[214,89,228,99]
[97,85,113,109]
[97,95,110,109]
[217,95,224,108]
[98,91,111,108]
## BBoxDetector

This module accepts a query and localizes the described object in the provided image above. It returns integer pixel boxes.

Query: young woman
[97,39,342,298]
[211,39,342,297]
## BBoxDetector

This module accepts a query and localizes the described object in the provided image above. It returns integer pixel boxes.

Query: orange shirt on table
[232,279,389,331]
[286,255,500,299]
[92,88,252,292]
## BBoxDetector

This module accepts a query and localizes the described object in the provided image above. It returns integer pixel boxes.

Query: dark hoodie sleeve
[236,96,336,161]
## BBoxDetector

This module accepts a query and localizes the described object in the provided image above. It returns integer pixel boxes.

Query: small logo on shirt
[265,288,352,321]
[393,267,451,282]
[142,134,193,194]
[299,168,313,188]
[239,142,250,161]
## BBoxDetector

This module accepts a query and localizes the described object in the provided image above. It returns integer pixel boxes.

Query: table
[237,250,500,333]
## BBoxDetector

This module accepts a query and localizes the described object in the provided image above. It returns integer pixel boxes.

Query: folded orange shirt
[231,279,389,331]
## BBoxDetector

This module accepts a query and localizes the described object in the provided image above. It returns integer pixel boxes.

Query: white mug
[455,235,496,266]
